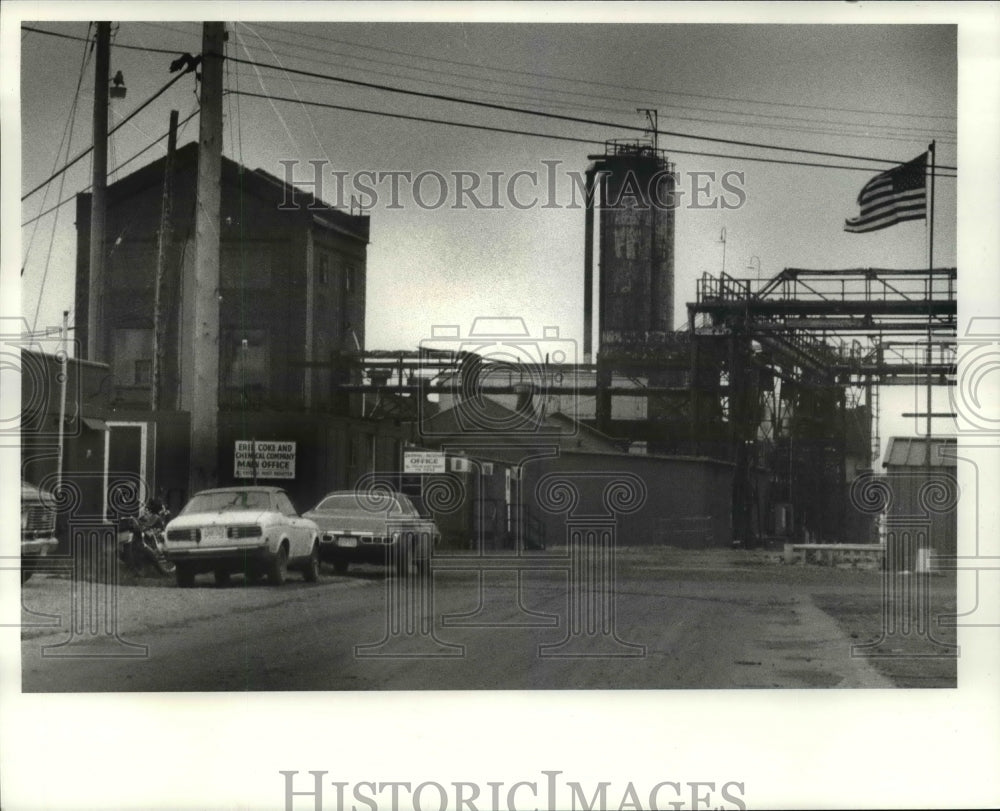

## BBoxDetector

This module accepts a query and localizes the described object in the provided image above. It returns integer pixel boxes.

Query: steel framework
[307,267,955,547]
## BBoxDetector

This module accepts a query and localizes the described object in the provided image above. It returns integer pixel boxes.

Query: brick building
[69,144,386,512]
[75,142,369,413]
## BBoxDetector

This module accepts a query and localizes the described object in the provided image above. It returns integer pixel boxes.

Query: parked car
[21,482,60,583]
[303,490,440,575]
[162,486,320,587]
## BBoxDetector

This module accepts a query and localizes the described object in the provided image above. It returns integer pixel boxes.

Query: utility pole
[87,22,111,361]
[151,110,179,412]
[183,22,225,493]
[56,310,69,498]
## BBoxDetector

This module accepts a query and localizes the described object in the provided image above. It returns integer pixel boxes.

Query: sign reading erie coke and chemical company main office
[234,441,297,480]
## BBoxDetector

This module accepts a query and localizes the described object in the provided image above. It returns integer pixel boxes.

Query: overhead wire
[246,21,958,123]
[227,89,957,178]
[226,69,953,147]
[233,24,954,141]
[222,54,959,173]
[21,24,191,57]
[221,55,953,148]
[21,106,200,229]
[141,19,955,144]
[25,24,957,174]
[22,23,92,273]
[230,26,308,165]
[21,67,195,202]
[235,22,333,168]
[28,32,94,332]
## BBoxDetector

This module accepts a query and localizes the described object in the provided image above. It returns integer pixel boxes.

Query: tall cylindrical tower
[587,141,676,352]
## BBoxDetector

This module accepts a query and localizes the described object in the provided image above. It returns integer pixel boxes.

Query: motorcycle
[118,500,176,577]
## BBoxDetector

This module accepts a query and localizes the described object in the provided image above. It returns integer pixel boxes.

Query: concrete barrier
[784,542,884,566]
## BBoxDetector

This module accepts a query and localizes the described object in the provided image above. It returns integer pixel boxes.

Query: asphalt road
[20,549,898,691]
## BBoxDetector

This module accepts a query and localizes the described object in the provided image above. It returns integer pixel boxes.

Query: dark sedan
[303,491,439,575]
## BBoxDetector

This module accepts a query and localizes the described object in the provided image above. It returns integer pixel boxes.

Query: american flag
[844,152,927,233]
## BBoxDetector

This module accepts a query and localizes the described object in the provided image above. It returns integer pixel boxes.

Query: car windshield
[314,493,396,512]
[181,491,272,514]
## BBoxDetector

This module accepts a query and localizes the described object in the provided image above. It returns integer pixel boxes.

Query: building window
[134,359,152,386]
[223,329,269,391]
[345,265,357,294]
[113,328,153,387]
[317,254,329,285]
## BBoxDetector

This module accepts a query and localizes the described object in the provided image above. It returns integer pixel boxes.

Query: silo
[583,141,676,357]
[583,142,680,449]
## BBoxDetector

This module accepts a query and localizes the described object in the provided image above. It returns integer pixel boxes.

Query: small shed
[882,436,958,567]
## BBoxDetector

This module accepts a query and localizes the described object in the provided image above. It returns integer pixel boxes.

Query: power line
[223,48,953,146]
[21,24,189,56]
[21,107,200,229]
[21,68,192,202]
[233,24,954,139]
[247,21,958,123]
[220,62,953,150]
[227,89,957,178]
[24,24,958,169]
[28,29,95,331]
[225,56,959,173]
[22,25,92,274]
[139,20,956,141]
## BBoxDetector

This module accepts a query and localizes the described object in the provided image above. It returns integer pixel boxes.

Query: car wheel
[214,568,231,587]
[303,542,320,583]
[175,564,195,588]
[332,558,349,575]
[268,543,289,586]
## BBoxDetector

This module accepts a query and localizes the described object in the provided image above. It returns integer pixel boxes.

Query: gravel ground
[19,545,958,687]
[610,546,958,687]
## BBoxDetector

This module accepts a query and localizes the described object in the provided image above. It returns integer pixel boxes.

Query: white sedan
[163,486,320,587]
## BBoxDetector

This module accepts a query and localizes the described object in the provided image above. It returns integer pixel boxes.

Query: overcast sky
[10,9,970,461]
[16,18,957,348]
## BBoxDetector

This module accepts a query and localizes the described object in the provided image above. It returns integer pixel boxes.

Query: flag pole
[929,140,935,270]
[926,141,935,474]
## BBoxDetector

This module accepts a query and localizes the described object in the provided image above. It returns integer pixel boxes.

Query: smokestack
[583,164,600,364]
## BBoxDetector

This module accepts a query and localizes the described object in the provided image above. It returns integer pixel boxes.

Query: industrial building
[340,140,956,550]
[881,436,958,567]
[30,131,955,553]
[61,143,412,516]
[74,141,370,413]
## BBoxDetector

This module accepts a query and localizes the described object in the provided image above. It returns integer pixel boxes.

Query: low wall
[522,452,735,548]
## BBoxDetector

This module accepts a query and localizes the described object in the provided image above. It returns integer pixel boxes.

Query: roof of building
[883,436,957,468]
[418,397,625,453]
[193,486,289,494]
[78,141,369,242]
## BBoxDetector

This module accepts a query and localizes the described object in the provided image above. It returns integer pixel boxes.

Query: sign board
[404,451,446,474]
[234,440,296,479]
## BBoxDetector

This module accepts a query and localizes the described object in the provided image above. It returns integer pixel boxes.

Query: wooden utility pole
[87,22,111,361]
[151,110,178,412]
[183,22,225,492]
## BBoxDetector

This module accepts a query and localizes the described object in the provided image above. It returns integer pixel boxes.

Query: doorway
[103,421,149,520]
